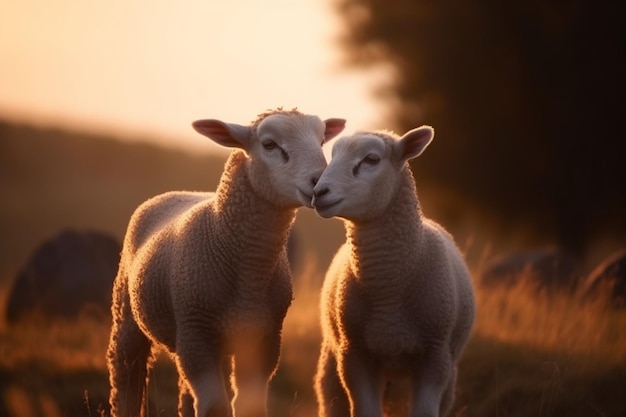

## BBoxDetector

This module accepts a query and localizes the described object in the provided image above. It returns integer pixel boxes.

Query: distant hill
[0,120,345,290]
[9,119,620,303]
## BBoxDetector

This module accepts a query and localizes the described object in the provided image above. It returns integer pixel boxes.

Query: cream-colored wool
[106,109,345,417]
[312,127,475,417]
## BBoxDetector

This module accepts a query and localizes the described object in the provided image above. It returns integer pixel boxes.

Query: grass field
[1,256,625,417]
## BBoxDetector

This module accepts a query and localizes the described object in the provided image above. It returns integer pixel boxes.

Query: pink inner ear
[400,127,434,160]
[405,134,429,155]
[202,125,228,136]
[192,120,243,148]
[192,120,223,134]
[324,118,347,141]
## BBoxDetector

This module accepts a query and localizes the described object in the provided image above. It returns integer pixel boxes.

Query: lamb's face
[248,114,345,208]
[192,112,345,209]
[312,126,434,221]
[312,133,400,221]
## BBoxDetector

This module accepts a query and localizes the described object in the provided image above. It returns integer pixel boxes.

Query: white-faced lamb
[312,127,475,417]
[106,108,345,417]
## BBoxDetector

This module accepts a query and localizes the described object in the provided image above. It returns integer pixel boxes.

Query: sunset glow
[0,0,384,153]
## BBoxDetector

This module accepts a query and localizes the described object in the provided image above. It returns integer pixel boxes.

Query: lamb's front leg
[338,348,384,417]
[230,333,281,417]
[315,343,350,417]
[178,377,195,417]
[409,345,453,417]
[439,365,457,417]
[176,336,231,417]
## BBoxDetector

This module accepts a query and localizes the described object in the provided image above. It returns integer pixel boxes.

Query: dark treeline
[336,0,625,255]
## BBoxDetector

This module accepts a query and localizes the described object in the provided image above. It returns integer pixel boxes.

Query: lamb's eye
[262,140,289,162]
[353,153,381,176]
[262,140,277,150]
[364,154,380,165]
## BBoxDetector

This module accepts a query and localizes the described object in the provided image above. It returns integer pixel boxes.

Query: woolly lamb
[312,127,475,417]
[106,109,345,417]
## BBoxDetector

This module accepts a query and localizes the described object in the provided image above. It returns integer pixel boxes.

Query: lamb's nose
[310,174,320,187]
[313,187,329,199]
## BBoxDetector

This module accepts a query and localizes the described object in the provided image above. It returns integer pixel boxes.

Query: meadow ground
[1,255,625,417]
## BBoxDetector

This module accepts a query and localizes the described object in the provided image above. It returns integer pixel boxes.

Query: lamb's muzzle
[311,186,341,218]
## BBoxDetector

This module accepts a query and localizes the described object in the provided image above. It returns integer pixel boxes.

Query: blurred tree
[336,0,625,255]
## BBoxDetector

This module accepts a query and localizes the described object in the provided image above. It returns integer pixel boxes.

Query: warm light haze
[0,0,384,154]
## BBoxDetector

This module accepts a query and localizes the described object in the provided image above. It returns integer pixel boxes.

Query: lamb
[311,126,475,417]
[106,108,345,417]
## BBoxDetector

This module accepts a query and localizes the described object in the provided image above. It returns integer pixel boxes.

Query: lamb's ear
[395,126,434,163]
[192,119,251,149]
[323,118,347,142]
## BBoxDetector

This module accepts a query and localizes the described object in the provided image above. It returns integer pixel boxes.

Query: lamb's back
[419,219,475,355]
[121,191,216,349]
[124,191,215,255]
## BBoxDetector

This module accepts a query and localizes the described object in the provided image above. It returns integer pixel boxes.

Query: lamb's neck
[212,151,296,270]
[346,167,424,283]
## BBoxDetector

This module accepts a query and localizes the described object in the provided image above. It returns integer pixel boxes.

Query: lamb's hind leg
[314,343,350,417]
[107,276,153,417]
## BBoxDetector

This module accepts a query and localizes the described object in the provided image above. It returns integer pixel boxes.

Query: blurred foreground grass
[1,257,625,417]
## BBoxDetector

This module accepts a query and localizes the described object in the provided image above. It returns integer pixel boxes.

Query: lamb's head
[312,126,434,221]
[193,109,345,208]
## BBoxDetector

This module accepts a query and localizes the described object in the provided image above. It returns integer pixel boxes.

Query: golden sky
[0,0,384,154]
